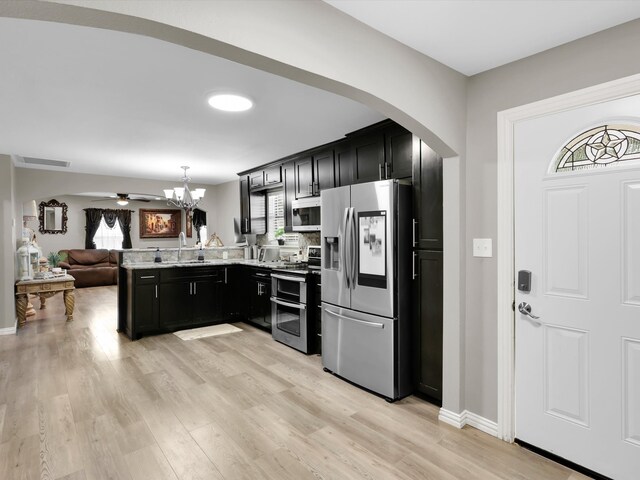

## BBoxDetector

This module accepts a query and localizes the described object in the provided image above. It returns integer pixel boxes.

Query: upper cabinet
[385,124,413,180]
[348,120,413,184]
[249,165,282,191]
[239,120,421,233]
[239,175,266,235]
[413,140,443,250]
[351,131,385,184]
[294,149,335,198]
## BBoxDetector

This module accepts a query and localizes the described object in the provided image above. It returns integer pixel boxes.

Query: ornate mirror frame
[39,199,68,235]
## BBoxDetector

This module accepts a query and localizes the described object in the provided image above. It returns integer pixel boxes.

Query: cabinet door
[313,149,335,194]
[264,165,282,185]
[414,250,443,402]
[249,170,264,189]
[239,176,251,234]
[133,283,158,333]
[335,140,354,187]
[385,125,413,179]
[352,132,384,184]
[159,280,192,329]
[413,141,443,250]
[283,160,296,232]
[192,277,219,324]
[294,156,314,198]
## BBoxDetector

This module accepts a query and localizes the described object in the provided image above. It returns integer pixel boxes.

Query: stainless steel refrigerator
[321,179,413,401]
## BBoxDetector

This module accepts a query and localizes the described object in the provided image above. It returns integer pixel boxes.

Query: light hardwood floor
[0,286,588,480]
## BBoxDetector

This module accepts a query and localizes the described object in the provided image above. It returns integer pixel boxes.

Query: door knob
[518,302,541,322]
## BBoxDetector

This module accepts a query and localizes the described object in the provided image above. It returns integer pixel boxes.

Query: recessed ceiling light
[207,94,253,112]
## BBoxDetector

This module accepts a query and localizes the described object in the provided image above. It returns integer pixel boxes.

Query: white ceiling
[325,0,640,76]
[0,17,383,186]
[3,3,640,187]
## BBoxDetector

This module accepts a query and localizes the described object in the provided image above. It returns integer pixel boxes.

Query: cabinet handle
[412,252,417,280]
[140,275,155,279]
[385,162,390,179]
[194,282,197,295]
[224,268,228,284]
[379,163,383,180]
[308,183,312,195]
[244,218,248,231]
[189,282,192,295]
[155,285,158,299]
[412,219,418,247]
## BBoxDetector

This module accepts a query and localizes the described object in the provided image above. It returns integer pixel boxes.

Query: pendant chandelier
[164,166,205,210]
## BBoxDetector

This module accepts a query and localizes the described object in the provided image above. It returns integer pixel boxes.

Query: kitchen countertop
[121,259,307,270]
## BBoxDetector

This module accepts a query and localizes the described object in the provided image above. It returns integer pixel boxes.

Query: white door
[514,94,640,480]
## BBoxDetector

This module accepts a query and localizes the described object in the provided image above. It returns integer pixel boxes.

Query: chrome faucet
[178,231,186,261]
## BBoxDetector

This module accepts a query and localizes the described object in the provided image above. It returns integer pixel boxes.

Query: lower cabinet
[246,269,272,330]
[414,250,443,403]
[126,266,226,340]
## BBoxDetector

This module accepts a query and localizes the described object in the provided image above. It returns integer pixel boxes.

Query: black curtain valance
[83,208,134,249]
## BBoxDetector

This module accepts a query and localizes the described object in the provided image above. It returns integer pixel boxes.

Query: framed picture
[186,212,192,238]
[139,209,182,238]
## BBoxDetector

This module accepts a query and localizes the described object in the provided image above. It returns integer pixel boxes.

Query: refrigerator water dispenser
[324,237,340,270]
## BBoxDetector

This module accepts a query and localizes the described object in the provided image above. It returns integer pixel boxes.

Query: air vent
[22,157,71,168]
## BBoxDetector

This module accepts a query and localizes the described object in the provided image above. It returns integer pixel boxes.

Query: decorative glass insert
[553,124,640,173]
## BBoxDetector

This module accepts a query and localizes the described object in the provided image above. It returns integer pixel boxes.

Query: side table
[15,275,75,327]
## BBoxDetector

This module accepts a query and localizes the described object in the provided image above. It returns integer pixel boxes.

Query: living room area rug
[173,324,243,340]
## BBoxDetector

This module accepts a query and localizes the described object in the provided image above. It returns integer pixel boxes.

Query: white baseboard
[0,323,17,335]
[438,408,498,437]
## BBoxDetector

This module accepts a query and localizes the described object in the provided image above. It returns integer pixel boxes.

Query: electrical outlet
[473,238,492,258]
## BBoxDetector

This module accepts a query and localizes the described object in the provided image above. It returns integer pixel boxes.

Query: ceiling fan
[91,192,161,206]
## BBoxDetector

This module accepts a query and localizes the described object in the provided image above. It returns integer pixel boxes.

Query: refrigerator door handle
[324,308,385,328]
[350,207,357,290]
[342,207,350,288]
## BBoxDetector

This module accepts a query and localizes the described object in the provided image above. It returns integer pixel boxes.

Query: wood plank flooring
[0,286,588,480]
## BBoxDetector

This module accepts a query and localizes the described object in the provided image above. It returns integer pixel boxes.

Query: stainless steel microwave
[291,197,321,231]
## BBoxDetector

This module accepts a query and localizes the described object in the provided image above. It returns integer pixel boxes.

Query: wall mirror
[39,199,68,234]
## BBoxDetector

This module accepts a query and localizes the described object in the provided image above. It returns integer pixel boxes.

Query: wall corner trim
[0,323,17,336]
[438,408,498,437]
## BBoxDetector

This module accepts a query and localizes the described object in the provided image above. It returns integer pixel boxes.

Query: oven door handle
[271,274,306,283]
[270,297,307,310]
[324,309,385,329]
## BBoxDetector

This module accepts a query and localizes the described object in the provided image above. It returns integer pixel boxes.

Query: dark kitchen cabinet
[283,160,296,233]
[247,269,272,330]
[293,149,335,199]
[239,176,251,234]
[294,156,314,198]
[351,131,385,184]
[249,170,264,190]
[159,267,222,331]
[221,265,243,319]
[126,269,160,339]
[413,140,443,250]
[312,149,335,193]
[385,124,413,179]
[264,165,282,186]
[239,175,266,235]
[334,140,354,187]
[414,250,443,403]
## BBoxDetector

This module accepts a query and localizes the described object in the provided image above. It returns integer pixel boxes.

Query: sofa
[58,249,118,288]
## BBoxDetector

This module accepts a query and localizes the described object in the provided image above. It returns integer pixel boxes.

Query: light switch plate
[473,238,492,258]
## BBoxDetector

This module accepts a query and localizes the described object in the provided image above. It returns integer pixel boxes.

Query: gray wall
[0,155,16,330]
[464,19,640,420]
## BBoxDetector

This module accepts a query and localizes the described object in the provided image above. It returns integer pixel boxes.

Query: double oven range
[270,247,321,354]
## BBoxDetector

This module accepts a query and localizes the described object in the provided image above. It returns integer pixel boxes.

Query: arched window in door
[552,124,640,173]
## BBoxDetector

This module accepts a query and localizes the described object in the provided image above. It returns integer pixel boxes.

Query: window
[267,190,298,244]
[94,217,124,249]
[267,190,284,240]
[553,124,640,173]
